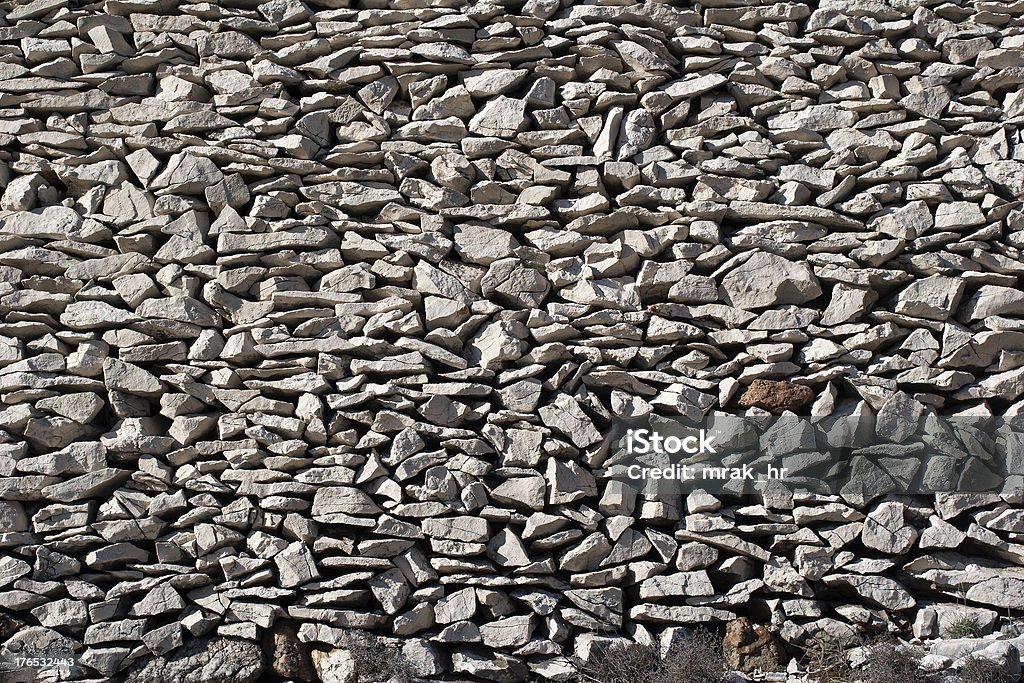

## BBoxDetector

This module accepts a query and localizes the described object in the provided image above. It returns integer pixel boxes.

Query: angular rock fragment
[721,253,822,310]
[103,358,163,397]
[737,380,814,414]
[125,638,264,683]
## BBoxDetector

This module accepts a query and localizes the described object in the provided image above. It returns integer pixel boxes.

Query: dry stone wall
[1,0,1024,680]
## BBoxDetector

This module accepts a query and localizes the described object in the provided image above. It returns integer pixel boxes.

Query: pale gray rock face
[962,285,1024,321]
[468,97,528,137]
[312,486,382,519]
[822,574,917,612]
[274,541,321,588]
[895,275,965,321]
[0,0,1023,680]
[720,253,822,310]
[861,502,918,554]
[311,648,356,683]
[466,321,527,369]
[102,358,163,396]
[125,638,263,683]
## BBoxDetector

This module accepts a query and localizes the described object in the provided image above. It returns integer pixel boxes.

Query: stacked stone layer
[1,0,1024,680]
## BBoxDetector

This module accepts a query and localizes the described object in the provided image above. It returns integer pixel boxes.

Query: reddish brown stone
[736,379,814,414]
[722,617,781,673]
[264,620,315,682]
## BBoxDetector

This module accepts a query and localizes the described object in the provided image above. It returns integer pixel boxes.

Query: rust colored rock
[736,379,814,413]
[265,620,315,682]
[722,617,781,673]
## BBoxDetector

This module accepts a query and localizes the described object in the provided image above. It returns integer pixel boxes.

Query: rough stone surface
[125,638,263,683]
[722,617,781,673]
[737,380,815,414]
[0,1,1023,682]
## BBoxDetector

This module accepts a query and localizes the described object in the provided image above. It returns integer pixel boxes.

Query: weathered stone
[151,153,224,194]
[722,617,781,673]
[275,541,321,588]
[468,96,527,137]
[721,253,822,310]
[103,358,163,396]
[822,574,916,611]
[0,1,1020,676]
[265,621,315,683]
[736,380,814,414]
[466,321,527,369]
[311,648,355,683]
[862,502,918,554]
[125,638,263,683]
[312,487,381,520]
[895,275,965,321]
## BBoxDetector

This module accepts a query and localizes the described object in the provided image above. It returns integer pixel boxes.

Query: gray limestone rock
[466,321,528,369]
[468,97,528,137]
[721,253,822,310]
[895,275,965,321]
[125,638,263,683]
[103,358,163,397]
[275,541,321,588]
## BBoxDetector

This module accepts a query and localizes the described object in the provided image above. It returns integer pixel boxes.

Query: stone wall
[1,0,1024,680]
